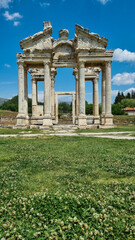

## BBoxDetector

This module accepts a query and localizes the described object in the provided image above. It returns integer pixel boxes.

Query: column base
[93,116,100,125]
[101,114,105,125]
[30,116,43,125]
[78,114,87,128]
[52,115,56,124]
[16,114,29,127]
[43,114,52,127]
[105,114,114,126]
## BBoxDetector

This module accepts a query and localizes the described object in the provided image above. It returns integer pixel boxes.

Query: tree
[114,91,125,104]
[0,95,32,113]
[126,92,131,99]
[131,90,135,99]
[58,102,72,113]
[114,91,121,104]
[112,103,125,115]
[121,99,135,108]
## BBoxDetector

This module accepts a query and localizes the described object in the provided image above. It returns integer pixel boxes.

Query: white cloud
[124,88,135,95]
[98,0,110,4]
[13,21,20,26]
[4,63,11,68]
[40,2,50,7]
[29,91,44,102]
[0,0,12,9]
[3,11,22,21]
[38,91,44,102]
[113,48,135,63]
[112,72,135,86]
[111,88,135,100]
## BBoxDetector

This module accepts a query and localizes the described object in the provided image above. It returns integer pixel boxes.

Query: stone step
[53,124,78,130]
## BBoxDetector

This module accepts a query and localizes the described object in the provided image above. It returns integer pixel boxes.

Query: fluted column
[32,78,38,117]
[51,68,57,119]
[43,61,52,126]
[101,66,106,124]
[93,77,100,125]
[93,78,99,117]
[16,61,29,126]
[72,94,75,124]
[24,68,28,117]
[93,80,95,116]
[17,61,25,115]
[78,62,86,126]
[105,61,113,125]
[76,77,79,116]
[55,94,58,124]
[32,79,37,106]
[51,78,55,116]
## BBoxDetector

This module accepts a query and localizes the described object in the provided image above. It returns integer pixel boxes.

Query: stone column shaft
[102,67,106,115]
[93,78,99,117]
[72,94,75,124]
[43,61,52,126]
[93,80,95,116]
[105,61,113,126]
[105,62,112,116]
[76,78,79,116]
[51,79,55,117]
[78,63,85,115]
[55,94,58,124]
[24,69,28,116]
[78,62,86,126]
[32,79,37,106]
[16,61,29,126]
[18,62,25,115]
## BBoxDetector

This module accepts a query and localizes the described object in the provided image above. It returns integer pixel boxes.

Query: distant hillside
[0,98,8,106]
[0,96,32,113]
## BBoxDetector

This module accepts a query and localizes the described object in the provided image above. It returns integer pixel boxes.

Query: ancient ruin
[16,21,114,128]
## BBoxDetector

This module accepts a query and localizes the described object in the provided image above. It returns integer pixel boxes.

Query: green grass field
[0,135,135,239]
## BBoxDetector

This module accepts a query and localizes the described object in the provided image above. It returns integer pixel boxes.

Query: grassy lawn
[0,136,135,239]
[0,128,42,135]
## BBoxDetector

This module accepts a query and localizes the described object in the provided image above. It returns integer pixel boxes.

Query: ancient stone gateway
[16,21,114,128]
[55,92,76,125]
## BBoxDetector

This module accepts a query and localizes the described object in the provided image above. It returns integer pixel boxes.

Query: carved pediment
[53,40,75,60]
[17,21,113,65]
[20,21,53,52]
[75,24,108,50]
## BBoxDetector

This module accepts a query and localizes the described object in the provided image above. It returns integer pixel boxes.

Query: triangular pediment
[75,24,108,50]
[20,22,53,51]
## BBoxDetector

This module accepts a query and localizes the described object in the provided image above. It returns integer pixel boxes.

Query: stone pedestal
[78,114,87,127]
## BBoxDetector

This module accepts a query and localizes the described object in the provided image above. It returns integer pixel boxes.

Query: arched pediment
[53,40,75,60]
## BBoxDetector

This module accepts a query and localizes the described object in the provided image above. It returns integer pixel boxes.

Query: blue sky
[0,0,135,103]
